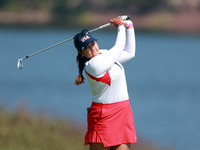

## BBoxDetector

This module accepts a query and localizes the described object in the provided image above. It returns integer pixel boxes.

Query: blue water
[0,27,200,150]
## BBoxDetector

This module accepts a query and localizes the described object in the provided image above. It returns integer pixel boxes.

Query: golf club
[17,15,131,69]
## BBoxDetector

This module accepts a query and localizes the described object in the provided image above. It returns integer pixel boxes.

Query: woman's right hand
[110,17,124,28]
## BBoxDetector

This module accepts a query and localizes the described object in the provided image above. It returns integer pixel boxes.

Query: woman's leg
[111,143,130,150]
[90,143,110,150]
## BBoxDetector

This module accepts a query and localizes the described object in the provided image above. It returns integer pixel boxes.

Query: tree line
[0,0,169,15]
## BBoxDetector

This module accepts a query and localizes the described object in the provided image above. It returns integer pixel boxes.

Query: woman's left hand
[75,74,84,85]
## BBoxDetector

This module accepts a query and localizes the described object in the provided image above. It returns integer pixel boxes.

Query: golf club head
[17,59,23,69]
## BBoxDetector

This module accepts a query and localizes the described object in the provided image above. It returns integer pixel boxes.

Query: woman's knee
[89,143,110,150]
[111,143,130,150]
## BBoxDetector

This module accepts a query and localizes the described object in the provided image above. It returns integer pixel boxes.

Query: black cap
[73,29,97,52]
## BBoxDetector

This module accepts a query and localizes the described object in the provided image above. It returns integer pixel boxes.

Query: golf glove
[124,20,133,29]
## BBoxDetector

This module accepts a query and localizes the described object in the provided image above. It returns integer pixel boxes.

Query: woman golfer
[73,17,137,150]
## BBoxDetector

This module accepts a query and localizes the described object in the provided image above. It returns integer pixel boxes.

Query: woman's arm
[118,20,136,63]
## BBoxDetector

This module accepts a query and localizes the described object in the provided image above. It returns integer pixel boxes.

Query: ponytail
[74,53,89,85]
[73,29,95,85]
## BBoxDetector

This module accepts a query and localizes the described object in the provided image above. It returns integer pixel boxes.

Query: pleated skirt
[85,100,137,147]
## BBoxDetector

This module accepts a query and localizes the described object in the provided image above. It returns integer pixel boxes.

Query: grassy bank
[0,106,172,150]
[0,106,87,150]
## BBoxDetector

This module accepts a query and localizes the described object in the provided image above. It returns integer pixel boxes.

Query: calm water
[0,27,200,150]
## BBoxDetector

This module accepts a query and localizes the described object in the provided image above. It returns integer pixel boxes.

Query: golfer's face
[81,41,100,59]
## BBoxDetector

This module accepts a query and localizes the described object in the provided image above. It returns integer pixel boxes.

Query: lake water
[0,27,200,150]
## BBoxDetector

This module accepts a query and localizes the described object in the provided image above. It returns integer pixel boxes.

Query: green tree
[0,0,7,8]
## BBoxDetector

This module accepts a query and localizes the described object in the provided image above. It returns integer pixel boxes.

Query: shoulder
[85,49,108,66]
[84,49,108,75]
[86,49,108,65]
[99,49,108,54]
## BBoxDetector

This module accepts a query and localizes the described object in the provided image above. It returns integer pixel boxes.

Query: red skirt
[85,100,137,147]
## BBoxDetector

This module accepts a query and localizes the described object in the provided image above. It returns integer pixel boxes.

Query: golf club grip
[120,15,131,20]
[126,15,131,20]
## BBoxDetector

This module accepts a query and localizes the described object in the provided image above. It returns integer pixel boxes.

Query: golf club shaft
[20,23,112,61]
[21,37,73,60]
[89,23,112,33]
[19,15,131,61]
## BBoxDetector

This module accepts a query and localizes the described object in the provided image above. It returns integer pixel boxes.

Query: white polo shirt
[84,26,136,104]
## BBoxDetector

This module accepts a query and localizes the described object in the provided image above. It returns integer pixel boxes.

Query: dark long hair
[75,53,90,85]
[73,29,94,85]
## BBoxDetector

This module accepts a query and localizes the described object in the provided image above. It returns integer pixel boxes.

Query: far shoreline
[0,11,200,34]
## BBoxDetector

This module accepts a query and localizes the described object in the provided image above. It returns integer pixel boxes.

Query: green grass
[0,105,172,150]
[0,106,88,150]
